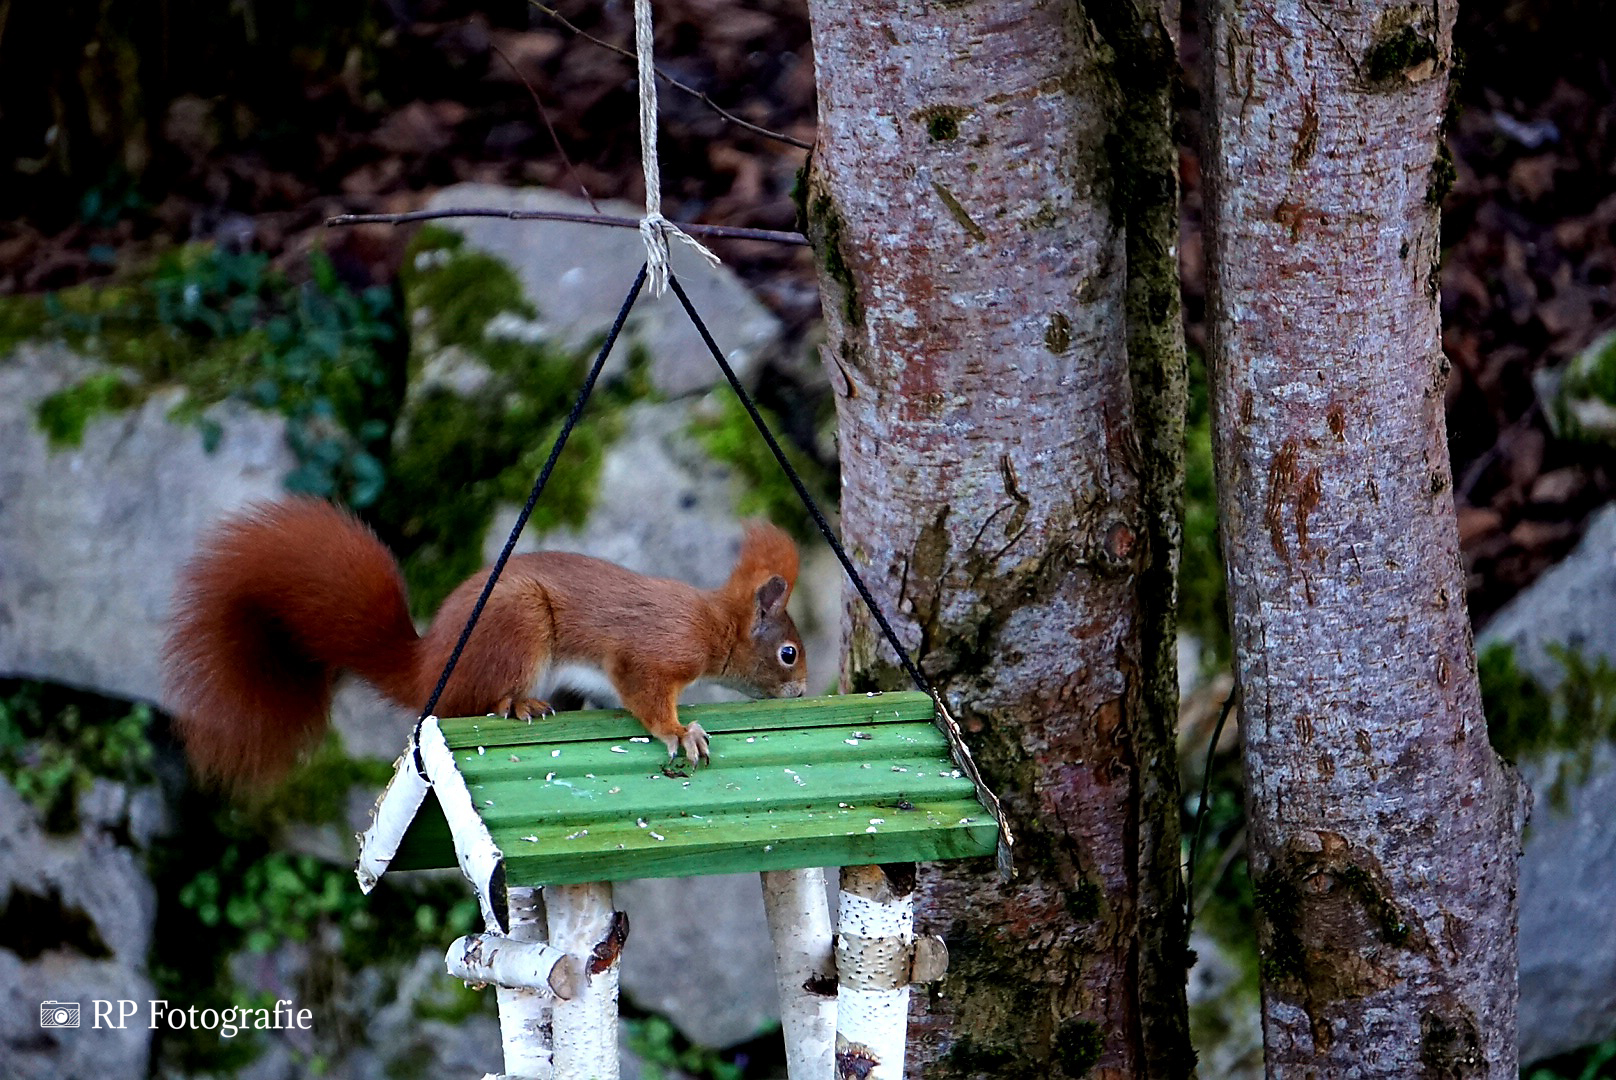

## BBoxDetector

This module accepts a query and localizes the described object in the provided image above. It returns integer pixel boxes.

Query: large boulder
[0,342,290,705]
[0,778,162,1080]
[1478,502,1616,1062]
[421,184,782,399]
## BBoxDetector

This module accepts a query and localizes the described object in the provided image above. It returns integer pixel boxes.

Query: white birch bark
[546,883,622,1080]
[490,887,562,1078]
[1200,0,1525,1073]
[416,716,507,932]
[355,743,430,894]
[760,867,836,1080]
[833,865,914,1080]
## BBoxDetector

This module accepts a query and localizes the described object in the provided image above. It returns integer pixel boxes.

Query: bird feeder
[356,689,1003,1080]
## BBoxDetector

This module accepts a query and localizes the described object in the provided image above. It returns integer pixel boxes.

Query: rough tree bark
[802,0,1190,1075]
[1200,0,1525,1074]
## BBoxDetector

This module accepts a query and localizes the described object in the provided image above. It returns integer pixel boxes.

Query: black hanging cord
[666,274,932,697]
[669,273,1012,875]
[416,264,649,727]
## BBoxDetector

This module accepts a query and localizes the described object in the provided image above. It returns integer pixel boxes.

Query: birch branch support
[761,867,837,1079]
[355,740,430,894]
[417,717,508,932]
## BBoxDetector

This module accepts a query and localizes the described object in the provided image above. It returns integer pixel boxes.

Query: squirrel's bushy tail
[163,497,421,791]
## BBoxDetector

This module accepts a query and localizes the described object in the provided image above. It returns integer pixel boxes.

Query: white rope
[635,0,720,296]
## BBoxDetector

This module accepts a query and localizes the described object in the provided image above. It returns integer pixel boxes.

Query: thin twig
[1186,682,1241,926]
[527,0,813,151]
[325,206,810,246]
[488,38,601,213]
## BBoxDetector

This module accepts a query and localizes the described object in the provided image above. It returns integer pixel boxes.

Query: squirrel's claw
[503,697,555,721]
[683,722,710,766]
[661,723,710,767]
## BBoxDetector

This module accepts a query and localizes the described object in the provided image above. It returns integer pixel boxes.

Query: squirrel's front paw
[494,696,556,721]
[660,723,710,766]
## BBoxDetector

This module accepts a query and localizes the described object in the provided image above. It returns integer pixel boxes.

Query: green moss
[1045,312,1073,354]
[1426,141,1457,206]
[809,194,863,328]
[1068,879,1102,920]
[914,104,969,142]
[690,392,835,542]
[1182,346,1229,673]
[400,226,531,356]
[15,243,400,508]
[1363,22,1438,84]
[1336,864,1410,945]
[0,679,156,832]
[35,371,137,446]
[1053,1019,1103,1077]
[1252,869,1305,981]
[1479,641,1616,807]
[0,293,49,356]
[387,227,648,614]
[239,733,396,833]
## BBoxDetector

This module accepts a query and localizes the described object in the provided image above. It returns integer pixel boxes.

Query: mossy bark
[803,0,1190,1074]
[1200,0,1524,1073]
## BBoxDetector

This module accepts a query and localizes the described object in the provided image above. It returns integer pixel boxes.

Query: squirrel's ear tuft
[754,575,790,622]
[735,522,799,589]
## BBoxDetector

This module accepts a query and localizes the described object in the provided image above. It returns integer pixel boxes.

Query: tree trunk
[802,0,1190,1074]
[1200,0,1525,1074]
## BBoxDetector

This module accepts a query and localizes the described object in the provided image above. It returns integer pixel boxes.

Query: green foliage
[1555,333,1616,446]
[36,371,137,447]
[691,392,834,541]
[1181,346,1230,673]
[0,680,155,831]
[387,226,637,614]
[1528,1038,1616,1080]
[152,732,483,1071]
[22,243,400,508]
[625,1014,747,1080]
[1479,642,1616,806]
[180,849,370,954]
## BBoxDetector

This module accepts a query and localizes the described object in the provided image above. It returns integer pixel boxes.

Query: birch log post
[1201,0,1525,1073]
[489,887,563,1077]
[546,883,624,1080]
[834,865,914,1080]
[802,0,1191,1071]
[761,868,836,1079]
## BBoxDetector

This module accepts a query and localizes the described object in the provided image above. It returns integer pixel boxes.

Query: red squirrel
[162,497,808,791]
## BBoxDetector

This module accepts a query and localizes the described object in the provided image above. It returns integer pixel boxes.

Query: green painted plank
[388,794,997,880]
[498,801,998,885]
[463,758,975,829]
[450,722,954,784]
[388,795,453,872]
[436,691,936,749]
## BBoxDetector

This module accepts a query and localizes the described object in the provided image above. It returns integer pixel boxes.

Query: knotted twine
[634,0,721,295]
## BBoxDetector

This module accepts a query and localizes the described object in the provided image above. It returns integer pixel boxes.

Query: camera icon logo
[40,1002,81,1029]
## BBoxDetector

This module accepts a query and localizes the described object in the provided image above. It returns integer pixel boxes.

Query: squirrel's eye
[778,644,798,666]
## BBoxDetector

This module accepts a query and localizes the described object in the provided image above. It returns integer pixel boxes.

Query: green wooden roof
[388,691,999,886]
